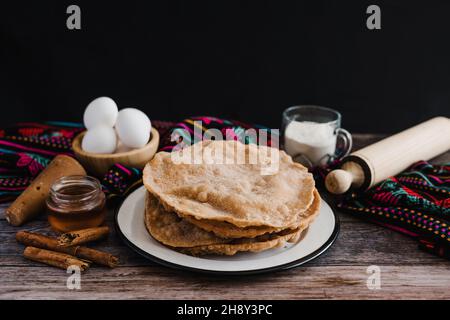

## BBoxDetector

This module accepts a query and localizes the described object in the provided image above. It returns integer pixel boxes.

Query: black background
[1,0,449,133]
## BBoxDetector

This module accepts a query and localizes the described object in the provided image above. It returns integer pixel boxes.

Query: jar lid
[47,175,105,214]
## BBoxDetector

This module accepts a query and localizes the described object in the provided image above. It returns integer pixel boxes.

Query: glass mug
[282,105,352,168]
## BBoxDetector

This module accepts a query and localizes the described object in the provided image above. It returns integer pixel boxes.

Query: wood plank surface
[0,134,449,300]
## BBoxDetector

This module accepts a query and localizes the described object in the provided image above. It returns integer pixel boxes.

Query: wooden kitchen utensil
[5,155,86,226]
[325,117,450,194]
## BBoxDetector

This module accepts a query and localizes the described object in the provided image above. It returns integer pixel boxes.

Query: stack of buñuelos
[143,140,320,256]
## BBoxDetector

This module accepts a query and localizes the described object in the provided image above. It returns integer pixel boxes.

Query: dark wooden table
[1,134,449,300]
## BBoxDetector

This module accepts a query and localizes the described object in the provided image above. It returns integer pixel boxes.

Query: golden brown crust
[144,190,321,256]
[144,192,232,248]
[180,215,279,238]
[176,227,305,256]
[179,189,321,239]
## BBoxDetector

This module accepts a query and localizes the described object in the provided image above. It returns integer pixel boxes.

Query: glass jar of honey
[46,175,107,233]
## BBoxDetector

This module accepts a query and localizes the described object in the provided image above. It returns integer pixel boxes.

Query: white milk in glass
[284,120,336,166]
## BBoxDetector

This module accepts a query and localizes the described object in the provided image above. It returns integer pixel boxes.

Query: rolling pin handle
[325,169,353,195]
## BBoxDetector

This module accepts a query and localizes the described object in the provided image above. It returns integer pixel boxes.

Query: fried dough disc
[144,191,319,256]
[144,192,231,248]
[143,140,315,228]
[178,227,304,256]
[295,189,321,230]
[180,189,321,238]
[180,216,278,239]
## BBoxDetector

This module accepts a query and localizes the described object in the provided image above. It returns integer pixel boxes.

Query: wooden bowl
[72,128,160,177]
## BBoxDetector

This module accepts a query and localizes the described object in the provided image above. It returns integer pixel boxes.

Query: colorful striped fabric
[336,161,450,259]
[0,121,84,202]
[0,120,173,202]
[157,116,278,152]
[0,117,276,201]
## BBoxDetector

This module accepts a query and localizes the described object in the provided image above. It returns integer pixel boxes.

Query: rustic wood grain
[0,134,449,300]
[1,265,450,299]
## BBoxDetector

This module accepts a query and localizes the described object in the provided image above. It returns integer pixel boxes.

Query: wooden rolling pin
[325,117,450,194]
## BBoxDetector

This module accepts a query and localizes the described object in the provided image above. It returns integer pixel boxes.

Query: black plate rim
[114,188,340,276]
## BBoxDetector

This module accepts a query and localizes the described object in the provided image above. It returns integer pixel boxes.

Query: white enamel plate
[116,186,339,275]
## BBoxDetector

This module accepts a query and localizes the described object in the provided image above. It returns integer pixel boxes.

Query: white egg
[83,97,118,129]
[115,108,151,148]
[82,125,118,154]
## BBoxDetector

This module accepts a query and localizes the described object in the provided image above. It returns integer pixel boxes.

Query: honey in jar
[46,175,107,232]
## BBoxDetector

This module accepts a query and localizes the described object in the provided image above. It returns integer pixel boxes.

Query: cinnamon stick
[23,246,90,271]
[58,226,110,247]
[76,246,119,268]
[17,231,119,268]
